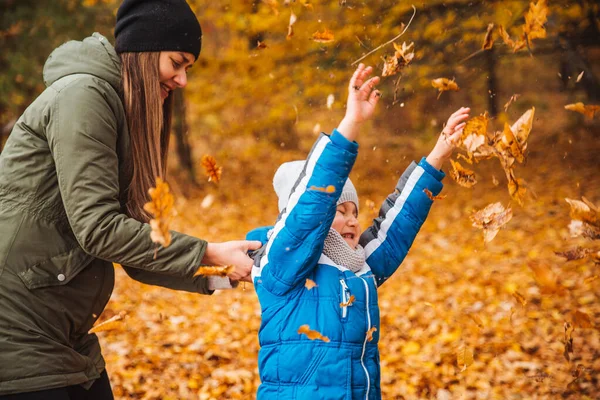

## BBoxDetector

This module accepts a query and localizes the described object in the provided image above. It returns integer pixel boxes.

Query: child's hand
[426,107,470,169]
[337,64,381,142]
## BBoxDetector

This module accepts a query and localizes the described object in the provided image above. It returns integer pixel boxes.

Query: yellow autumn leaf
[431,78,459,99]
[305,278,318,290]
[470,202,512,243]
[449,159,477,188]
[311,29,334,43]
[340,295,355,308]
[482,23,495,50]
[565,102,600,119]
[456,344,474,372]
[366,326,377,342]
[143,177,174,249]
[201,155,223,184]
[298,324,330,342]
[89,312,127,334]
[193,265,235,277]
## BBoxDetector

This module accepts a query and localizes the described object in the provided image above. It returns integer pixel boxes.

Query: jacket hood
[43,32,121,92]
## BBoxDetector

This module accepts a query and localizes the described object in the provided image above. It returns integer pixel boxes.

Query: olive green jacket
[0,33,210,395]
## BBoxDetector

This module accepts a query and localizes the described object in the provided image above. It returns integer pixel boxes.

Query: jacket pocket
[17,246,95,289]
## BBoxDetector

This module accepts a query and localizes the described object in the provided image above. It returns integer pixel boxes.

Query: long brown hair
[119,52,173,222]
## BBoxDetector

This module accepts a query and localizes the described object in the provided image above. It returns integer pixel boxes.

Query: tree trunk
[172,89,196,184]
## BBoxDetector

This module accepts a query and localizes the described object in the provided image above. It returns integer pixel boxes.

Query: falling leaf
[512,290,527,307]
[423,188,446,201]
[565,198,599,226]
[311,29,334,43]
[431,78,459,99]
[503,94,521,112]
[340,295,356,308]
[326,94,334,110]
[482,23,495,50]
[382,41,415,77]
[554,247,594,261]
[456,344,474,372]
[466,313,484,329]
[563,322,574,362]
[201,194,215,209]
[470,202,512,243]
[305,278,318,290]
[528,263,566,295]
[568,220,600,240]
[201,155,223,184]
[366,326,377,342]
[510,107,535,151]
[497,123,525,163]
[460,112,489,154]
[309,185,336,193]
[571,310,593,329]
[522,0,548,46]
[287,11,297,40]
[449,159,477,188]
[193,265,235,277]
[256,40,267,49]
[498,25,526,52]
[507,176,527,206]
[143,178,174,249]
[298,324,330,342]
[89,312,127,334]
[565,102,600,119]
[576,71,584,83]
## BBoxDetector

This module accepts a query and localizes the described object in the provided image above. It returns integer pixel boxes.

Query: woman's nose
[173,71,188,88]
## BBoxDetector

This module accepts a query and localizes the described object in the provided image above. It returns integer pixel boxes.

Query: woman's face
[331,202,361,249]
[158,51,196,101]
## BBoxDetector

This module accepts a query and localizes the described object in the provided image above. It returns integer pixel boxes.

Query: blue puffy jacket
[249,130,444,399]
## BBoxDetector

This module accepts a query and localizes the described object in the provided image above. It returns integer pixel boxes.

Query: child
[248,64,469,399]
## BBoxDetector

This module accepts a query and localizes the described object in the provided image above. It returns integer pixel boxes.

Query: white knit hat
[273,160,359,212]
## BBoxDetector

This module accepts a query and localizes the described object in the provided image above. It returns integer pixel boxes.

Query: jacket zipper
[339,279,349,319]
[360,277,371,399]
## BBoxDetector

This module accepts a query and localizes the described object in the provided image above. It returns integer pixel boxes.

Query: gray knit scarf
[322,228,366,272]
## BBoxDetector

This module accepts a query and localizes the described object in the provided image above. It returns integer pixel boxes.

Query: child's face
[332,202,361,249]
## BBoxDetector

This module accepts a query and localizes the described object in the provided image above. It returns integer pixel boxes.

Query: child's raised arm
[252,65,380,296]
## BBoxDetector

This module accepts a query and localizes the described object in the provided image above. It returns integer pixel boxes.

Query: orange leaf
[571,310,593,329]
[143,177,174,249]
[456,344,474,372]
[470,202,512,243]
[89,312,127,334]
[366,326,377,342]
[287,11,297,40]
[311,29,334,43]
[423,188,446,201]
[431,78,459,99]
[257,40,267,49]
[449,159,477,188]
[340,295,355,308]
[565,102,600,119]
[522,0,548,45]
[503,94,521,112]
[309,185,336,193]
[382,41,414,77]
[482,23,495,50]
[554,247,594,261]
[298,324,330,342]
[201,155,223,184]
[305,278,318,290]
[193,265,235,277]
[512,290,527,307]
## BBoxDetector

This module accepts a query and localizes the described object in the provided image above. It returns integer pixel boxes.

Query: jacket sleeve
[45,81,208,285]
[252,130,358,296]
[121,265,212,294]
[360,157,444,287]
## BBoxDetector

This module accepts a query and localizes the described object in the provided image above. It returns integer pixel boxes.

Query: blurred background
[1,1,599,399]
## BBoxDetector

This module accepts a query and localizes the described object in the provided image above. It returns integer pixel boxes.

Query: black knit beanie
[114,0,202,60]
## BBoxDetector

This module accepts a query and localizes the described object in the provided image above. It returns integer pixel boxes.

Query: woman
[0,0,260,398]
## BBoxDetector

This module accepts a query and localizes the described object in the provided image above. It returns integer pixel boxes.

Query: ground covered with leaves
[97,111,599,399]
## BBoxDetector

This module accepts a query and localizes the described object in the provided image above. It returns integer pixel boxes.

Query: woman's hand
[337,63,381,142]
[201,240,262,281]
[426,107,470,169]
